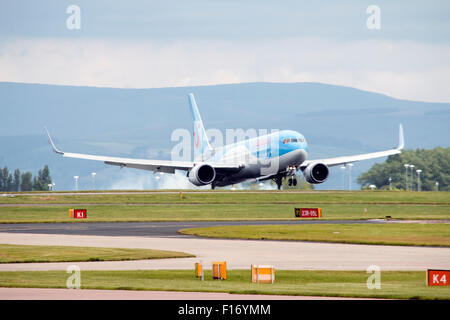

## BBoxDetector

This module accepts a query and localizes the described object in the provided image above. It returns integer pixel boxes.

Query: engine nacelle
[188,164,216,186]
[303,162,329,184]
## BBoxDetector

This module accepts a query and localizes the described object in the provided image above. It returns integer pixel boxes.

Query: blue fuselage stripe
[207,130,308,162]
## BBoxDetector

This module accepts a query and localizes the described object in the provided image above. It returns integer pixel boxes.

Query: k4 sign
[427,269,450,286]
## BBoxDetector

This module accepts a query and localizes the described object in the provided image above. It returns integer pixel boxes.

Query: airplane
[45,93,404,190]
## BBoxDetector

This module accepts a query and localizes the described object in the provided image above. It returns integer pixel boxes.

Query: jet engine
[188,164,216,186]
[302,162,329,184]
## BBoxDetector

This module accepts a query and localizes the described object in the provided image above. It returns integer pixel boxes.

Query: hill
[1,81,449,190]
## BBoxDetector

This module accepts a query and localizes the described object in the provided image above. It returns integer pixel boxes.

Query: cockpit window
[283,137,305,144]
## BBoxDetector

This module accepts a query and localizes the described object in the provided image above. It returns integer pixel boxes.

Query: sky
[0,0,449,102]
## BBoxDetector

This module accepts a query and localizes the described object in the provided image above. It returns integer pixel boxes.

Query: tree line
[357,147,449,191]
[0,165,52,192]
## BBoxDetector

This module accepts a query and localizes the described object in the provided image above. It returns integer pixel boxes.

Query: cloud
[0,37,449,102]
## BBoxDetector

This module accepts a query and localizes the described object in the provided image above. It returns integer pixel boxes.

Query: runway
[1,219,449,272]
[1,220,449,300]
[0,220,394,238]
[1,232,449,272]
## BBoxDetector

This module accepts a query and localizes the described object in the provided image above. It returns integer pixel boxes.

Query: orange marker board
[251,265,275,284]
[212,261,227,280]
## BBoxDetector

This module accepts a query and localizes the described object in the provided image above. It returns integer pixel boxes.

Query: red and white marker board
[69,209,87,219]
[427,269,450,286]
[295,208,322,218]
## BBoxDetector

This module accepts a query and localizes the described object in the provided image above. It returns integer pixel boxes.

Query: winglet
[397,124,404,150]
[44,127,64,154]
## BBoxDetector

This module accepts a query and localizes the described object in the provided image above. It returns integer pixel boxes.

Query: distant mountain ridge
[1,81,449,190]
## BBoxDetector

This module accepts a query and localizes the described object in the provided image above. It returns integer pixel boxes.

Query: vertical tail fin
[188,94,212,160]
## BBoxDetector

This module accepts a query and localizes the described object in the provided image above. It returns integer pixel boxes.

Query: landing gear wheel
[288,178,293,186]
[293,178,297,186]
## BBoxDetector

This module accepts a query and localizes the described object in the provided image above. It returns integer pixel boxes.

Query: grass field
[1,190,449,205]
[179,223,450,247]
[0,191,449,223]
[0,244,194,263]
[0,204,449,223]
[0,269,448,300]
[1,191,449,300]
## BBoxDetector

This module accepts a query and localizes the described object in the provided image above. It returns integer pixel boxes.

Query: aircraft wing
[300,124,404,168]
[44,128,242,174]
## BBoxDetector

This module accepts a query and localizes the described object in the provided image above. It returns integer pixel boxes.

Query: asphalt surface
[0,220,390,238]
[2,232,450,272]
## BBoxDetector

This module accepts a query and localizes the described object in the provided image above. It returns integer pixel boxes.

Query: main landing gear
[274,175,298,190]
[275,176,283,190]
[288,177,298,187]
